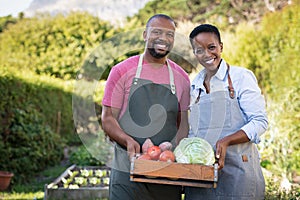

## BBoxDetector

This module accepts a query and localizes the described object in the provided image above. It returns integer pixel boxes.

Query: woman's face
[192,32,223,73]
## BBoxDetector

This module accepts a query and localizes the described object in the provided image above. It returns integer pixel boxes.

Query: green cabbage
[174,137,215,165]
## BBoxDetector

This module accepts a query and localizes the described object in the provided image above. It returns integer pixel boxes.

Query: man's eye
[209,46,216,50]
[152,30,161,35]
[167,33,174,38]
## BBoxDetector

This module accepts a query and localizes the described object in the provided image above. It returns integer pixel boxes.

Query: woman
[186,24,268,200]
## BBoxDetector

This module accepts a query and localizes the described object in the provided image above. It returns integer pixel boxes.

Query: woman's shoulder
[230,65,255,77]
[229,65,258,86]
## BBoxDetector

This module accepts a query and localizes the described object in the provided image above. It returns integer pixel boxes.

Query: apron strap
[226,63,235,99]
[136,54,176,94]
[133,54,144,85]
[167,60,176,94]
[194,62,235,103]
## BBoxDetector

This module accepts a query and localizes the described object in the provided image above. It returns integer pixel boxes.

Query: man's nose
[158,32,168,41]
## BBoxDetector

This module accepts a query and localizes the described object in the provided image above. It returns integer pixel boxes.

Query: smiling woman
[0,0,33,17]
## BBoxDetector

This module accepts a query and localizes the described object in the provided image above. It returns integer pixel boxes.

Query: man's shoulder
[168,59,189,79]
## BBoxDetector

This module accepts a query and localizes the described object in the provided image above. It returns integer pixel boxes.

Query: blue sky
[0,0,33,17]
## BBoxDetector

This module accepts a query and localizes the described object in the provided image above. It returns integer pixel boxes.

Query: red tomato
[159,150,175,162]
[137,154,151,160]
[147,146,162,160]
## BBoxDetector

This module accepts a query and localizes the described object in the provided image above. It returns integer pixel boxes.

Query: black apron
[109,54,182,200]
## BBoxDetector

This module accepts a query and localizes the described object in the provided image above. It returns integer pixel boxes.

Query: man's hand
[102,105,140,159]
[126,137,141,159]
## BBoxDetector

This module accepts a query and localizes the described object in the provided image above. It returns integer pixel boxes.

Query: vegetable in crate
[159,141,173,151]
[159,150,175,162]
[147,146,162,160]
[137,153,151,160]
[174,137,215,165]
[142,138,154,153]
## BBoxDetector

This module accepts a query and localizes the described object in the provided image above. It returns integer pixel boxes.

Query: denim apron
[109,54,182,200]
[186,65,265,200]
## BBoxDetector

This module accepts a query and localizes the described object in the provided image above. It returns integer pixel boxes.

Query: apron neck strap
[194,62,235,103]
[136,54,176,94]
[226,63,235,99]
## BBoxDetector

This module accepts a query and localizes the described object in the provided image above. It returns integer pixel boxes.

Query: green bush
[69,142,111,167]
[0,70,79,183]
[265,176,300,200]
[223,3,300,181]
[0,71,78,144]
[69,145,103,166]
[0,12,118,80]
[0,105,64,183]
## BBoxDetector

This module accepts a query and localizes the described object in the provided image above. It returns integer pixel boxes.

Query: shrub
[69,140,112,167]
[0,106,64,183]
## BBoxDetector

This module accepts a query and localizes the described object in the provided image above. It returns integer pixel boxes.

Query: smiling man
[101,14,190,200]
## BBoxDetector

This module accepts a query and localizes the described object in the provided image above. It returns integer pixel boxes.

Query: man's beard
[148,47,170,59]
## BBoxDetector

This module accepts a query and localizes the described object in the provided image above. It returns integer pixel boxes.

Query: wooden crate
[130,159,218,188]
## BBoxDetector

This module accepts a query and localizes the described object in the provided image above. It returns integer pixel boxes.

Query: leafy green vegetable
[174,137,215,165]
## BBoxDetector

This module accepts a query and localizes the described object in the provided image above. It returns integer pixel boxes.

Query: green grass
[0,164,69,200]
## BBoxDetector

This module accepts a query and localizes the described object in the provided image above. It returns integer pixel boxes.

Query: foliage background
[0,0,299,198]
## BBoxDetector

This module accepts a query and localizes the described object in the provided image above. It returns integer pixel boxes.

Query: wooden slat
[131,176,215,188]
[131,160,215,181]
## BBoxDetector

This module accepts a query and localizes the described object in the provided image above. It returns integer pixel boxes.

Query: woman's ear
[220,42,223,52]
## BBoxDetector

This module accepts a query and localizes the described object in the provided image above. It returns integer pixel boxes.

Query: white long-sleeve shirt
[190,59,268,144]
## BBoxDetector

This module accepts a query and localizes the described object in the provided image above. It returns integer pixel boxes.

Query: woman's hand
[215,130,250,170]
[215,138,229,170]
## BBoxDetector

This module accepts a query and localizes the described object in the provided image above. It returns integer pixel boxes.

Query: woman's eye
[195,49,204,55]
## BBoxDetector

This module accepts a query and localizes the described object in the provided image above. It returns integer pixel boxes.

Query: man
[101,14,190,200]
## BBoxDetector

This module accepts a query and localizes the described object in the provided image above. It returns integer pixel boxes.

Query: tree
[186,0,292,24]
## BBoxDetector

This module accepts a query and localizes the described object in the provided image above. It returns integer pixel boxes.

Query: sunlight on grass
[0,191,44,200]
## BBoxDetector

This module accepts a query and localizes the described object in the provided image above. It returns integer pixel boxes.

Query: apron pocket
[216,154,255,197]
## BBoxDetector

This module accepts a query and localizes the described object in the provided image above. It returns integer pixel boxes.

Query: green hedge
[0,71,79,183]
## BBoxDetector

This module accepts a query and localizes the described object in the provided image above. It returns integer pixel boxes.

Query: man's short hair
[146,14,176,28]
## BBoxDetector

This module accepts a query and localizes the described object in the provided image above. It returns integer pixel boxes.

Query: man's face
[144,18,175,59]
